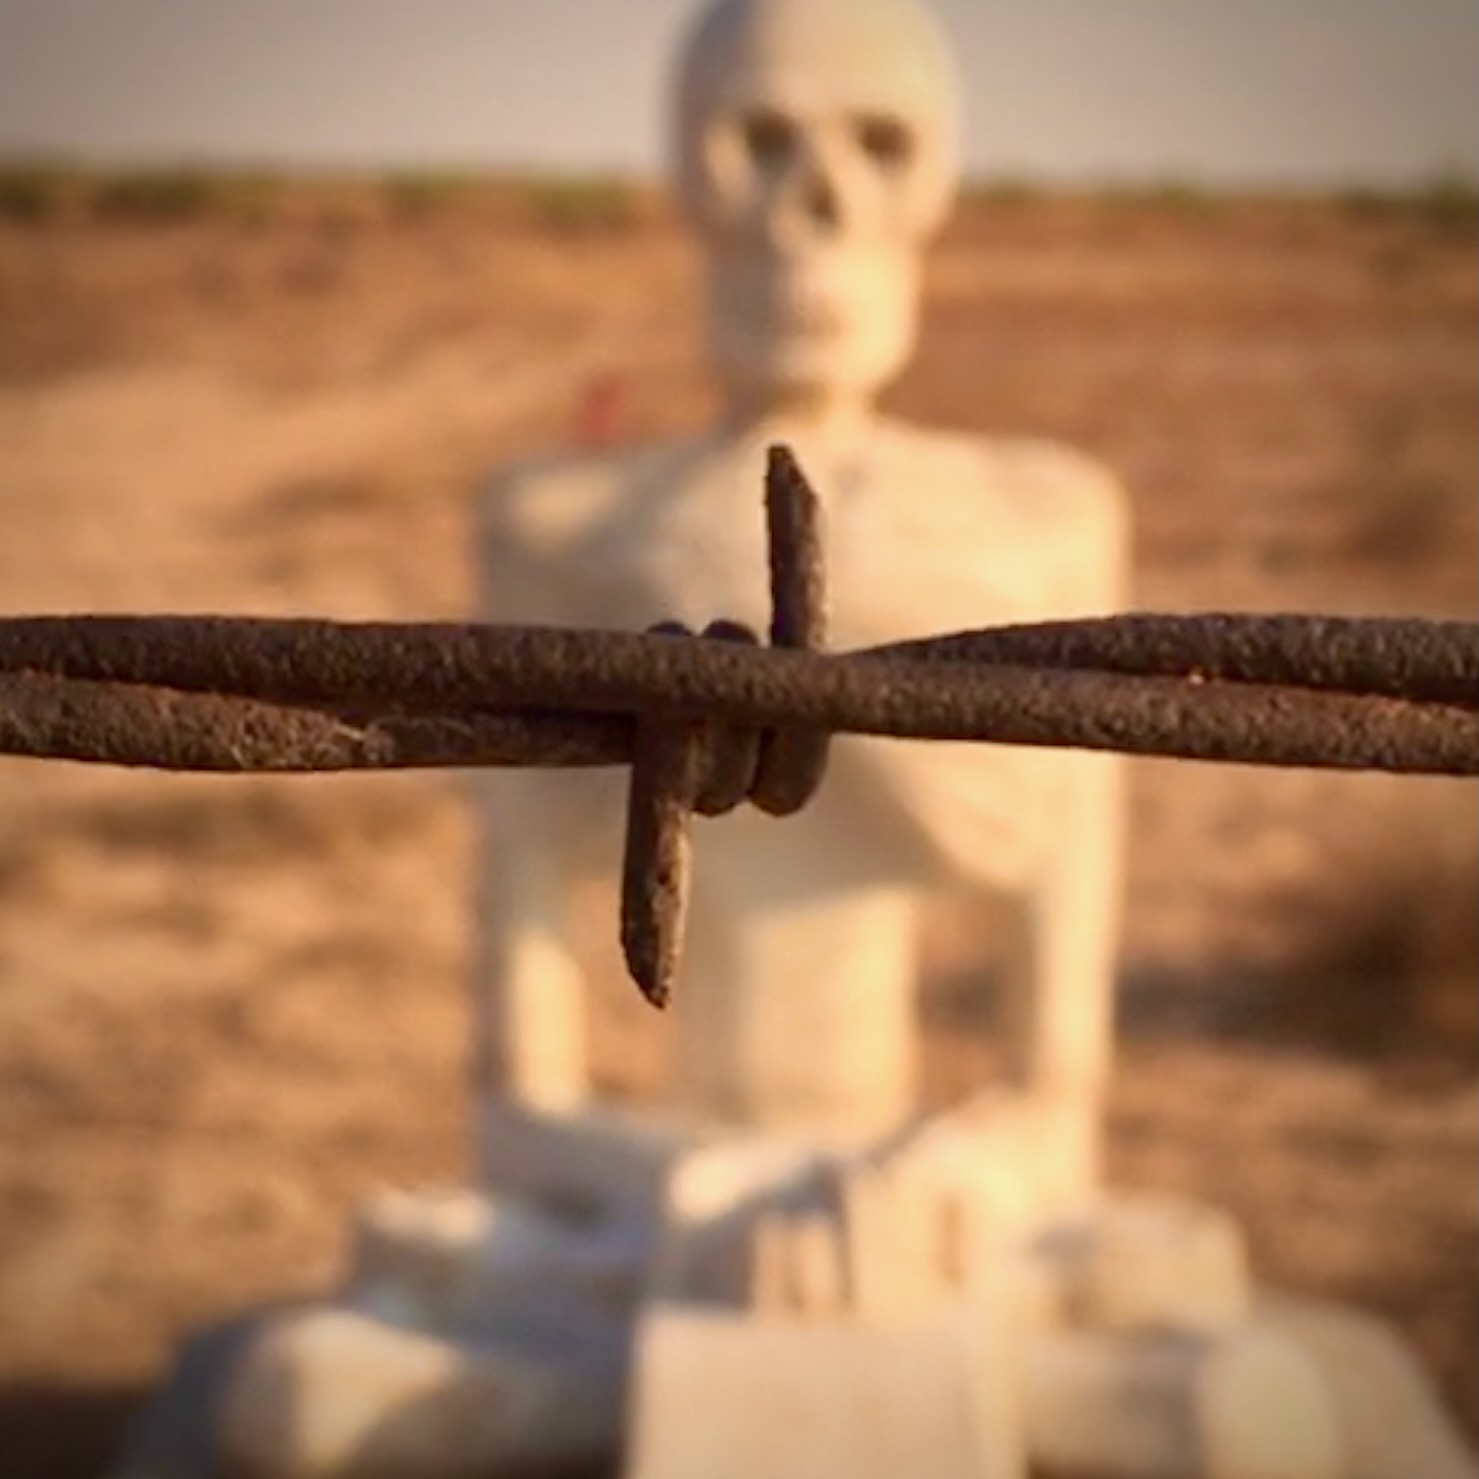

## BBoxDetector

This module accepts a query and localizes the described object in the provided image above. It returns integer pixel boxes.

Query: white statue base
[115,1099,1475,1479]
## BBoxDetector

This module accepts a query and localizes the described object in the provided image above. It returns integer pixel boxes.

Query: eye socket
[854,113,912,171]
[740,109,797,170]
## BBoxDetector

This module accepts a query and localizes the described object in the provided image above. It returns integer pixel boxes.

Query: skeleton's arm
[829,456,1132,1198]
[970,465,1132,1197]
[469,467,591,1111]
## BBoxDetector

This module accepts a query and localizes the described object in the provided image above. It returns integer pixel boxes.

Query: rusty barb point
[622,445,830,1005]
[1,444,1476,1008]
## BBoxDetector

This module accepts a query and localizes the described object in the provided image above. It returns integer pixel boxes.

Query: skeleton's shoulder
[948,430,1128,559]
[983,435,1131,606]
[880,425,1130,610]
[970,433,1125,525]
[479,441,698,555]
[879,423,1125,515]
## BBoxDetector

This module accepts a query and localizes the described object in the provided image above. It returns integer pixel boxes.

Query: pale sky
[0,0,1474,186]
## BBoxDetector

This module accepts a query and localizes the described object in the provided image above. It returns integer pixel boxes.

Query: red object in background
[573,372,627,450]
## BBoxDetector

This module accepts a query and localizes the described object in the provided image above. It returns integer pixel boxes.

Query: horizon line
[2,151,1476,197]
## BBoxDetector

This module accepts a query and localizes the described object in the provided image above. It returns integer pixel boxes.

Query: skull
[671,0,961,413]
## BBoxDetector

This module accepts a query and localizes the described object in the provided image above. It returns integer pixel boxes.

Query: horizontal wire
[1,611,1474,777]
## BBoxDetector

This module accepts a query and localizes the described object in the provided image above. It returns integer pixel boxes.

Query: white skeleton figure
[476,0,1129,1180]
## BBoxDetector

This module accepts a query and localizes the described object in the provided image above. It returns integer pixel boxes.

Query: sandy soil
[0,187,1475,1476]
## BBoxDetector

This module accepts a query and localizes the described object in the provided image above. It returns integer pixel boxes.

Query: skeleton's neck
[717,383,876,448]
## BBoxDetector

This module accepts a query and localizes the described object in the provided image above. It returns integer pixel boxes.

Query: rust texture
[1,445,1475,1003]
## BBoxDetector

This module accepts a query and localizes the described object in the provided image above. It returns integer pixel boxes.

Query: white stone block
[474,1099,705,1228]
[1197,1328,1344,1479]
[1259,1295,1477,1479]
[626,1303,1023,1479]
[647,1137,832,1305]
[1021,1322,1341,1479]
[348,1185,645,1329]
[1068,1194,1252,1333]
[219,1306,624,1479]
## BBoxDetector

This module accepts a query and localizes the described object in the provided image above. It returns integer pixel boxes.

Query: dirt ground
[0,183,1475,1477]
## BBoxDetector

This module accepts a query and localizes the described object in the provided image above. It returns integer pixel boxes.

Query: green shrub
[212,171,288,226]
[1333,182,1402,220]
[526,174,639,234]
[382,169,481,219]
[1117,176,1220,213]
[1334,169,1478,230]
[1418,165,1479,232]
[0,161,72,223]
[963,176,1042,207]
[88,169,220,222]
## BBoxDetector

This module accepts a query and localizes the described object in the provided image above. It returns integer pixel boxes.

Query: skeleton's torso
[477,419,1128,1131]
[482,419,1125,650]
[477,418,1127,896]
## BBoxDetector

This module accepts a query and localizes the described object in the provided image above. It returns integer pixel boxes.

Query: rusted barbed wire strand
[1,444,1476,1003]
[2,610,1474,775]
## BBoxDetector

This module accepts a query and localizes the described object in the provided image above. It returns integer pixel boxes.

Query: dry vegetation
[0,171,1475,1476]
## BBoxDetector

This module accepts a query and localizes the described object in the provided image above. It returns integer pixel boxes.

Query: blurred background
[0,2,1475,1475]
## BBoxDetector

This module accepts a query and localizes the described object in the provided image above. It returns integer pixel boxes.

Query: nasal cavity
[801,171,842,229]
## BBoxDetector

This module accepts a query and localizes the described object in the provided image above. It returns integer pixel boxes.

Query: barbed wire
[2,446,1475,1003]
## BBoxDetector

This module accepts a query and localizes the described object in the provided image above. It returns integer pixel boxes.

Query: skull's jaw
[704,247,920,426]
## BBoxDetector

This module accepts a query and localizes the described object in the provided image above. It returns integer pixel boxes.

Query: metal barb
[752,444,831,816]
[621,702,700,1010]
[616,451,836,1007]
